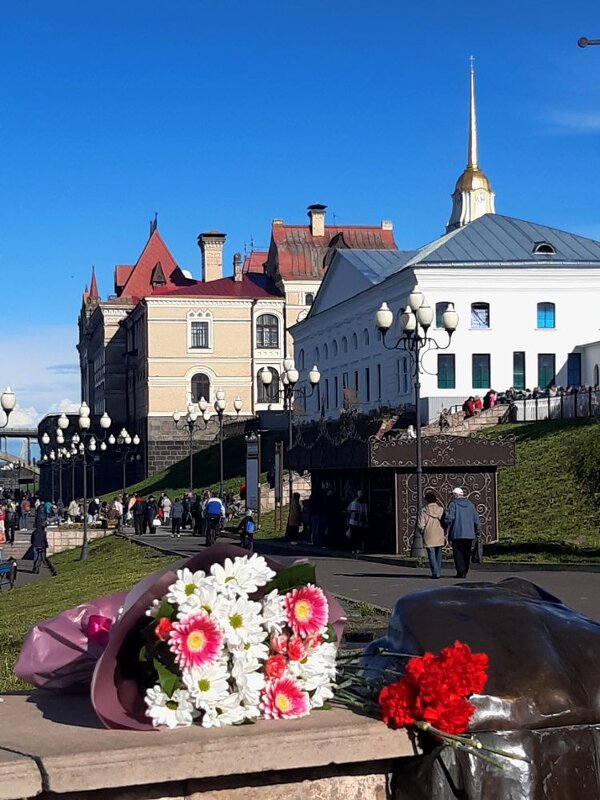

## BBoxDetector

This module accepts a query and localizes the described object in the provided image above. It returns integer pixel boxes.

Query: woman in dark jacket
[31,526,57,576]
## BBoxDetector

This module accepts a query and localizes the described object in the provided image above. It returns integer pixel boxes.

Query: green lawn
[0,538,173,693]
[485,419,600,560]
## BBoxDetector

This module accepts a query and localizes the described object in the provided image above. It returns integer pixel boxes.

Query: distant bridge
[0,451,39,476]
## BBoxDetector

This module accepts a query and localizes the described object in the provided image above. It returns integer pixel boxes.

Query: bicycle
[205,514,221,547]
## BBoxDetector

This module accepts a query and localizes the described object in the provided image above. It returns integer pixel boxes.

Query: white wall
[292,264,600,422]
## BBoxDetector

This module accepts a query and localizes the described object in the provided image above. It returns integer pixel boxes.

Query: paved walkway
[123,530,600,622]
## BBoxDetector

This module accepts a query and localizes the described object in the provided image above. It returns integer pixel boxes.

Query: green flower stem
[415,722,529,765]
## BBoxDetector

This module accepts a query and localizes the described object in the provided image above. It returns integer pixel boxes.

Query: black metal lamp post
[108,428,141,497]
[0,387,16,429]
[207,390,243,499]
[375,289,458,557]
[259,361,320,504]
[173,405,208,495]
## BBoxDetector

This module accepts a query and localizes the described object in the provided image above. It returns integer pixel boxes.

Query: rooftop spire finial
[467,56,478,169]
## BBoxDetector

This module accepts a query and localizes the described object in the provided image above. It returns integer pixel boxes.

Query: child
[238,511,255,552]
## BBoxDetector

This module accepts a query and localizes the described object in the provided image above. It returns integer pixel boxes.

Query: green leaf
[315,702,332,711]
[265,563,317,593]
[324,623,337,643]
[157,600,175,620]
[153,658,180,698]
[139,645,152,663]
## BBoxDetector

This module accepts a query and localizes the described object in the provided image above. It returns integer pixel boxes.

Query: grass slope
[0,538,173,692]
[486,419,600,560]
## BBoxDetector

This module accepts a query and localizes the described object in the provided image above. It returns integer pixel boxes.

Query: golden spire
[467,55,478,169]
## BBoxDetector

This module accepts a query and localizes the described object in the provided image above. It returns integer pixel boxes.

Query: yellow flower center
[185,583,196,596]
[275,692,291,712]
[197,678,210,692]
[229,613,243,630]
[187,630,206,652]
[294,600,311,621]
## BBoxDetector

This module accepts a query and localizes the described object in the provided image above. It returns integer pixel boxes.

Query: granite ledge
[0,693,418,799]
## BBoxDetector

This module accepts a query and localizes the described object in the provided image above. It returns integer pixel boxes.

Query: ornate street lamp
[210,390,243,499]
[375,291,458,556]
[259,361,320,503]
[0,387,16,429]
[110,428,141,498]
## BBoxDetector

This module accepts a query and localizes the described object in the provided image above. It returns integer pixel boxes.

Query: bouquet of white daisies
[140,553,338,729]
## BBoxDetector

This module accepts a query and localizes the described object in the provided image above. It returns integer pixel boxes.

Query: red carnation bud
[265,654,286,679]
[287,635,306,661]
[155,617,173,642]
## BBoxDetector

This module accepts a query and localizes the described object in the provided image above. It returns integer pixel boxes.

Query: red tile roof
[114,230,191,298]
[152,273,282,299]
[89,267,99,299]
[266,224,397,280]
[242,250,268,274]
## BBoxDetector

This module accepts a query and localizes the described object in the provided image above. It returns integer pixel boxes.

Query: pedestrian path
[122,530,600,622]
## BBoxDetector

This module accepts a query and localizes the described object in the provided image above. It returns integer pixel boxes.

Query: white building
[291,68,600,421]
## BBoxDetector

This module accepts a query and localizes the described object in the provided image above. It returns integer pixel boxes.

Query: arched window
[191,373,210,404]
[257,368,280,403]
[533,242,556,256]
[298,348,305,370]
[323,343,329,360]
[471,302,490,329]
[352,332,358,350]
[188,310,211,350]
[332,340,338,357]
[537,302,555,329]
[256,314,279,348]
[305,292,314,306]
[341,336,348,353]
[594,364,599,388]
[363,328,370,346]
[314,346,320,364]
[435,301,452,328]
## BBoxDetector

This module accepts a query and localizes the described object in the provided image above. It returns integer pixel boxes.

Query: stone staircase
[422,405,507,437]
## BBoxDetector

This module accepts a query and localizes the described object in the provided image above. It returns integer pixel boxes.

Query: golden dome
[454,166,492,193]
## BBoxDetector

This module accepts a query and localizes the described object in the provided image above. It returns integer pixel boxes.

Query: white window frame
[187,310,213,353]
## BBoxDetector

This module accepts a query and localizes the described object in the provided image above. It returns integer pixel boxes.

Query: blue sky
[2,0,600,425]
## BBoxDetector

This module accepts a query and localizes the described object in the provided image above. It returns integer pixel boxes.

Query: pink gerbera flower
[284,585,328,638]
[262,677,310,719]
[169,612,223,669]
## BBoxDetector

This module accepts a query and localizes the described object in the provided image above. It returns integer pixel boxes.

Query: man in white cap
[444,487,482,579]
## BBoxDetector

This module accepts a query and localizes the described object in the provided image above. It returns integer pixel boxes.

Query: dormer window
[533,242,556,256]
[150,261,167,287]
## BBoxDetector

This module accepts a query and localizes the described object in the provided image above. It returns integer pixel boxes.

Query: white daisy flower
[166,568,206,613]
[144,686,197,729]
[145,599,160,618]
[233,638,269,667]
[210,558,255,598]
[199,692,247,728]
[243,553,276,587]
[231,658,265,706]
[261,589,287,634]
[214,596,264,648]
[310,680,335,709]
[290,642,337,689]
[182,661,230,706]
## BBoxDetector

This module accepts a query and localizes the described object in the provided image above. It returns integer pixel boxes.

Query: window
[332,340,338,357]
[377,364,382,400]
[472,354,491,389]
[537,354,555,390]
[365,367,371,402]
[150,261,166,287]
[298,348,305,370]
[324,379,330,410]
[323,343,329,361]
[437,354,456,389]
[352,332,358,350]
[537,302,555,329]
[363,328,370,346]
[314,346,320,364]
[354,371,359,392]
[257,367,280,403]
[471,303,490,329]
[398,356,410,394]
[567,353,581,387]
[435,302,452,329]
[341,336,348,354]
[191,373,210,404]
[190,320,209,349]
[305,292,314,306]
[342,372,348,389]
[256,314,279,348]
[334,375,339,408]
[594,364,599,388]
[513,352,526,391]
[533,242,556,255]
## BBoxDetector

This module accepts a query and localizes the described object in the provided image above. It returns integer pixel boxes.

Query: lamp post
[57,404,112,561]
[173,405,209,495]
[108,428,141,497]
[0,387,16,429]
[375,290,458,557]
[259,361,320,504]
[206,390,243,499]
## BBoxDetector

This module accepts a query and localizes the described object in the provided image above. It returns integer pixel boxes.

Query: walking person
[237,510,255,551]
[162,495,172,525]
[132,494,146,536]
[418,491,446,579]
[285,492,303,542]
[67,498,79,523]
[145,495,158,533]
[171,497,183,537]
[31,524,57,576]
[444,487,482,579]
[113,496,124,531]
[5,500,17,545]
[347,489,369,554]
[20,496,31,530]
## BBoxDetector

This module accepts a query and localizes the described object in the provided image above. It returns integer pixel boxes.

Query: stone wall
[259,472,311,513]
[46,525,113,556]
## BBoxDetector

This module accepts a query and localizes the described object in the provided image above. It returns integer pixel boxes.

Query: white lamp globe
[416,300,434,329]
[234,396,243,413]
[79,415,91,430]
[375,302,394,332]
[99,412,111,429]
[57,413,69,430]
[108,434,116,445]
[408,287,424,312]
[399,306,417,333]
[283,357,295,372]
[308,366,321,386]
[198,396,208,412]
[79,401,91,418]
[442,303,459,333]
[203,409,211,423]
[133,434,140,445]
[41,432,50,445]
[0,386,16,413]
[287,368,299,385]
[259,367,272,386]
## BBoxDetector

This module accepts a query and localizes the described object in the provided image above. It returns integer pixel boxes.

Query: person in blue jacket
[444,487,482,579]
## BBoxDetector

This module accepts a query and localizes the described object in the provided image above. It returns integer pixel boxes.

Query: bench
[0,548,17,589]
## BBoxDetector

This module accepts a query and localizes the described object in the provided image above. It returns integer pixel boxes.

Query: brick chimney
[307,204,327,237]
[198,231,226,282]
[233,252,243,282]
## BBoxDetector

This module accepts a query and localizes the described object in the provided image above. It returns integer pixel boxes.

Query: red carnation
[287,635,306,662]
[155,617,173,642]
[265,654,287,679]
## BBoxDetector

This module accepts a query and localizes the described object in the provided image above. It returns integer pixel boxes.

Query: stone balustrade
[45,525,113,556]
[0,693,417,800]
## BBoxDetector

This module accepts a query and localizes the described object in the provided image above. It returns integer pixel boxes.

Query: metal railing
[503,389,600,422]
